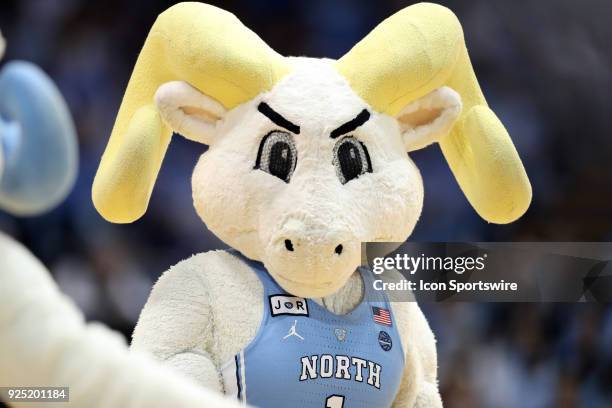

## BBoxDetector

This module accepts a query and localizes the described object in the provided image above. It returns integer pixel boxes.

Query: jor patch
[269,295,309,317]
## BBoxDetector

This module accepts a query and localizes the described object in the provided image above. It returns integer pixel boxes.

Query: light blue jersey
[222,250,405,408]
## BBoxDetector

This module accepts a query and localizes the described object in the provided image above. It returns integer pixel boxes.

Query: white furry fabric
[187,58,425,298]
[0,56,449,407]
[132,251,442,407]
[0,232,242,408]
[139,57,448,406]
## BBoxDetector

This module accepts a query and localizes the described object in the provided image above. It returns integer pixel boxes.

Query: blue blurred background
[1,0,611,407]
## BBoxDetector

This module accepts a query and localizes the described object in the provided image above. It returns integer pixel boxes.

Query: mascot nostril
[334,244,344,255]
[282,237,343,255]
[335,244,343,255]
[284,239,294,252]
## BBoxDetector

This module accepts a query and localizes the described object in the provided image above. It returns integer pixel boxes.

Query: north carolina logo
[334,328,347,342]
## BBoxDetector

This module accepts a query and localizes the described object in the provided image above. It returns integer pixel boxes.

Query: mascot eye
[333,136,372,184]
[255,131,297,183]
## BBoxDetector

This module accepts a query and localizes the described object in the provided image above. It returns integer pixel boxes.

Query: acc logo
[269,295,309,317]
[378,331,392,351]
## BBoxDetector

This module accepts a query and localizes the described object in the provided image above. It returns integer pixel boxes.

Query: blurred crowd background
[1,0,611,407]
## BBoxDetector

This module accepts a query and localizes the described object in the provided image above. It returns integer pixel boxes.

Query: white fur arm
[131,252,223,391]
[382,266,442,408]
[390,302,443,407]
[0,233,242,408]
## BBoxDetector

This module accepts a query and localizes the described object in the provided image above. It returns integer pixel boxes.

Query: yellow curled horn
[336,3,531,224]
[92,2,290,223]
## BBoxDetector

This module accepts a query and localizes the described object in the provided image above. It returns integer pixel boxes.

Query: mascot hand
[0,233,246,408]
[0,61,77,215]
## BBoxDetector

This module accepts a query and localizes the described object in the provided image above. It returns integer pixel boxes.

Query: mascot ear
[397,86,461,152]
[154,81,226,145]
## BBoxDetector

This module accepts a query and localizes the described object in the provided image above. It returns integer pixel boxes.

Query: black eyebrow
[257,102,300,134]
[330,109,371,139]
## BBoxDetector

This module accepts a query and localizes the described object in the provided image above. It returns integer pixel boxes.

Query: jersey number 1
[325,395,345,408]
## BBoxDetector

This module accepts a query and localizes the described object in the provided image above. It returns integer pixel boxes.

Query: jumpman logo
[283,320,304,340]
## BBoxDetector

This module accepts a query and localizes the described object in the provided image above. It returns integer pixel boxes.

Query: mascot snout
[262,214,361,298]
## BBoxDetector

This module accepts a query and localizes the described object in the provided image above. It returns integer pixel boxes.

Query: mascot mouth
[272,264,359,298]
[274,273,334,290]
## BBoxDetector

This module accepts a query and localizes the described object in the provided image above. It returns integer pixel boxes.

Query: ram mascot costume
[1,2,531,407]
